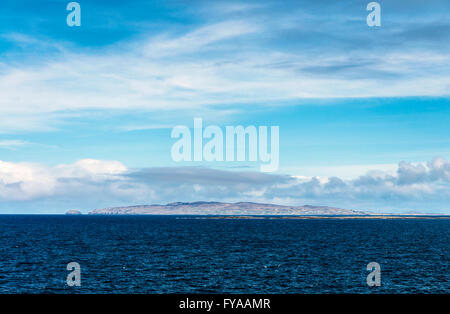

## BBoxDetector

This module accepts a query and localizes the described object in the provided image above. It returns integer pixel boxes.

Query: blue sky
[1,0,450,213]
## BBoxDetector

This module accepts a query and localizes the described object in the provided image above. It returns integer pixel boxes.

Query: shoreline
[184,215,450,220]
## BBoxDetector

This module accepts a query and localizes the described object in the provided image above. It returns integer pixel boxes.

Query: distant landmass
[89,201,368,215]
[65,209,82,215]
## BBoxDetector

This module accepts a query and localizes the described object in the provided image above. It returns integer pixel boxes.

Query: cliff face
[89,201,367,215]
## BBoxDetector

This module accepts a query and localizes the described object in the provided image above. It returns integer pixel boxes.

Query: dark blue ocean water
[0,215,448,293]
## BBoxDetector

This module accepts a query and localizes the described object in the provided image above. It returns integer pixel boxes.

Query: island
[86,201,450,218]
[88,201,367,215]
[65,209,83,215]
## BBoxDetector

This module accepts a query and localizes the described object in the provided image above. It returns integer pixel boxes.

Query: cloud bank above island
[1,157,450,214]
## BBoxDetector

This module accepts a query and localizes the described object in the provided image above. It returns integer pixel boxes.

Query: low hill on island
[89,201,368,215]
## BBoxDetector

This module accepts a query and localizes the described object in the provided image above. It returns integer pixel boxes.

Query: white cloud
[0,159,127,201]
[0,140,29,149]
[0,160,56,200]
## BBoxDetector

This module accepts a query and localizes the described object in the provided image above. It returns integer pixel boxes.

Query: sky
[1,0,450,213]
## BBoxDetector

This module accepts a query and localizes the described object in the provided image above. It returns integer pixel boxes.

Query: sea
[0,215,448,293]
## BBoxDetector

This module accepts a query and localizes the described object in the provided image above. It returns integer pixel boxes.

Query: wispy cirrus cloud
[1,1,450,132]
[0,140,29,149]
[143,20,261,56]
